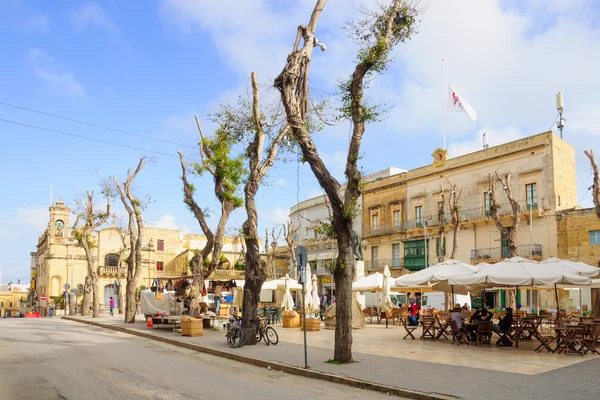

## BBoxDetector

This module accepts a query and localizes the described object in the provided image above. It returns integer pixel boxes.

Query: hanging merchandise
[202,286,207,297]
[156,291,163,300]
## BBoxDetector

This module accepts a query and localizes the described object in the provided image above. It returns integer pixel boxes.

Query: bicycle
[226,316,246,348]
[256,315,279,345]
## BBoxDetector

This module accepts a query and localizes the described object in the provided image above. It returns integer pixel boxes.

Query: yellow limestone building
[33,199,250,310]
[362,131,576,309]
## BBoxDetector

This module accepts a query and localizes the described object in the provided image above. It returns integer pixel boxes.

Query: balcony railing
[98,266,126,276]
[470,244,542,261]
[363,200,542,238]
[364,258,403,271]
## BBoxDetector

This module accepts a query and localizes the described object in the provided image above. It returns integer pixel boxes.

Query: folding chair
[435,315,451,340]
[449,319,469,346]
[565,325,586,356]
[363,308,374,324]
[401,316,417,340]
[476,321,493,347]
[581,323,600,355]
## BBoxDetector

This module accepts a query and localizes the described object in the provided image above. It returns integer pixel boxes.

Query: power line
[0,101,197,149]
[0,118,197,160]
[0,203,47,211]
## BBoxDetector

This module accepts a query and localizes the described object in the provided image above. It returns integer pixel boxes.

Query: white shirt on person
[451,311,465,329]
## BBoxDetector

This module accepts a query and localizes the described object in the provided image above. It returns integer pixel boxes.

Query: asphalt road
[0,318,397,400]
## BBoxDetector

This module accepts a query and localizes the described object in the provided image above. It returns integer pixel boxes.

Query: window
[156,261,164,271]
[403,239,428,271]
[526,183,537,210]
[0,301,3,307]
[590,230,600,246]
[371,246,379,268]
[157,239,165,252]
[275,268,283,279]
[415,206,423,226]
[9,302,13,308]
[436,237,446,256]
[484,192,492,217]
[104,253,120,267]
[372,214,379,230]
[392,243,401,267]
[393,210,401,227]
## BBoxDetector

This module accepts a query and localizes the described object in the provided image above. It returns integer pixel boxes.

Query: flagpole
[442,58,446,150]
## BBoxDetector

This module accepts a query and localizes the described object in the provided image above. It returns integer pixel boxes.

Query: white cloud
[68,3,119,35]
[271,207,289,225]
[23,13,49,31]
[16,209,48,232]
[448,128,525,158]
[150,213,181,230]
[28,48,85,99]
[0,230,23,240]
[320,150,347,180]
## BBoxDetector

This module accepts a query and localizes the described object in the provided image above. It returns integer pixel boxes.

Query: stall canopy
[262,277,302,291]
[353,272,390,292]
[448,257,592,288]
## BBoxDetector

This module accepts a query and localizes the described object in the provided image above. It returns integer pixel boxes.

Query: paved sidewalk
[65,316,600,400]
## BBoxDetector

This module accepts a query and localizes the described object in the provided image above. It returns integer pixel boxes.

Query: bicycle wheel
[266,326,279,345]
[229,326,245,348]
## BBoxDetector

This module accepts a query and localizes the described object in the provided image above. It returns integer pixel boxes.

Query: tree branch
[585,150,600,219]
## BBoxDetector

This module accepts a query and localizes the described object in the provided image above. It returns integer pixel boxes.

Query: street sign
[40,294,47,301]
[63,283,70,290]
[296,245,307,268]
[300,266,306,284]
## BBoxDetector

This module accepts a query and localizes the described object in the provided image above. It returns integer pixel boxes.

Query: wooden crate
[301,317,321,331]
[219,305,230,317]
[181,317,204,337]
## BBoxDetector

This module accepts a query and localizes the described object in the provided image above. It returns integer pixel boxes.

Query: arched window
[104,253,120,267]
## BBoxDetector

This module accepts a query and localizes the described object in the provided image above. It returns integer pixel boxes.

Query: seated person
[450,303,466,331]
[469,307,493,340]
[493,307,514,347]
[409,301,420,326]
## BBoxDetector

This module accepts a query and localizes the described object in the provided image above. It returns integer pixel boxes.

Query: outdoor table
[421,317,437,341]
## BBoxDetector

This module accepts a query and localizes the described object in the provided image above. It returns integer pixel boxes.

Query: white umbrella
[353,272,387,292]
[539,257,600,278]
[448,257,592,287]
[281,274,295,311]
[381,265,393,313]
[395,259,479,287]
[304,263,313,310]
[310,274,320,314]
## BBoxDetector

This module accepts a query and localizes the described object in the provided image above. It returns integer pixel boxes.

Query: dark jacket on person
[498,313,513,332]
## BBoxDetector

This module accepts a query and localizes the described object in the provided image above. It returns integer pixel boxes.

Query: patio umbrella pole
[554,283,560,319]
[451,286,455,309]
[515,285,519,349]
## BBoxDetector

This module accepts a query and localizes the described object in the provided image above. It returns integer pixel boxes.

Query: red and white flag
[447,84,477,121]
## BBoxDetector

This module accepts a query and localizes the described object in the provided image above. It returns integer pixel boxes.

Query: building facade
[33,198,256,310]
[288,167,406,294]
[362,131,576,309]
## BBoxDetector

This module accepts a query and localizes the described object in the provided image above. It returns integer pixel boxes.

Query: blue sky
[2,0,600,284]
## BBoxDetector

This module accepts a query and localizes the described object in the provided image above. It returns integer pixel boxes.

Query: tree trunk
[124,262,136,322]
[241,235,264,345]
[82,276,92,316]
[451,214,460,259]
[117,269,124,315]
[333,224,354,363]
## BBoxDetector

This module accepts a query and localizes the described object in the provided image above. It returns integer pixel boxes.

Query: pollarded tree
[178,151,215,312]
[265,227,282,278]
[72,191,111,317]
[488,172,521,257]
[584,150,600,316]
[447,183,464,259]
[274,0,418,362]
[282,220,298,279]
[113,158,147,323]
[241,72,290,345]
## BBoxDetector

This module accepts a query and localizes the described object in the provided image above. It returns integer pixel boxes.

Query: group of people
[450,304,514,346]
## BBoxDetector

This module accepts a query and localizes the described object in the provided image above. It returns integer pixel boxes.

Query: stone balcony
[364,258,403,271]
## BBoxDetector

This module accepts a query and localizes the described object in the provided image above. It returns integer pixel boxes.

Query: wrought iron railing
[470,243,542,261]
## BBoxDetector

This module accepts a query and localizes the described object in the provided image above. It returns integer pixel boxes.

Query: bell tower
[49,198,70,238]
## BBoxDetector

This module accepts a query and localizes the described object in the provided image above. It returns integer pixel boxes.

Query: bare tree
[447,183,464,259]
[584,150,600,316]
[274,0,417,362]
[113,219,129,315]
[437,188,445,263]
[488,172,521,257]
[113,158,147,323]
[282,221,298,279]
[242,72,289,345]
[178,152,214,312]
[72,191,111,317]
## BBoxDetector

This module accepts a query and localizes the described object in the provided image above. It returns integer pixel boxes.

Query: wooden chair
[581,323,600,355]
[435,314,451,340]
[421,316,437,341]
[449,319,469,346]
[565,325,587,356]
[363,308,374,324]
[391,308,401,325]
[476,321,493,347]
[400,316,417,340]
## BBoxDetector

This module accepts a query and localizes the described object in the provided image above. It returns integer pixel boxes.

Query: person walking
[109,297,115,317]
[213,283,222,315]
